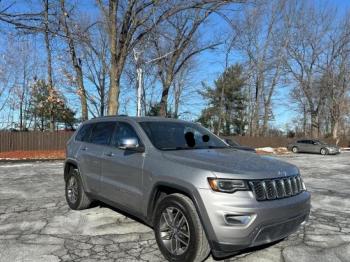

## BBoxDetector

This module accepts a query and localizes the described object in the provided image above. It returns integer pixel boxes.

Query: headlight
[208,178,248,193]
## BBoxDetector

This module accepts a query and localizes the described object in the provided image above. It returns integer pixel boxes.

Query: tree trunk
[60,0,88,121]
[310,110,319,138]
[173,82,182,118]
[159,77,172,117]
[262,107,269,136]
[332,120,339,141]
[303,105,307,136]
[44,0,55,131]
[100,82,105,116]
[19,100,23,131]
[77,70,89,121]
[159,88,169,117]
[251,77,261,136]
[216,83,225,136]
[107,70,120,116]
[107,0,119,115]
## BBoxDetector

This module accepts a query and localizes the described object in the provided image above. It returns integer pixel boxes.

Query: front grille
[250,175,304,201]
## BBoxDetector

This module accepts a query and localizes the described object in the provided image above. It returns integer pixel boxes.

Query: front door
[101,121,145,214]
[77,121,116,193]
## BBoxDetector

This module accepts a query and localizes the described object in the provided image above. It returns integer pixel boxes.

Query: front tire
[154,193,210,262]
[320,148,328,155]
[65,168,91,210]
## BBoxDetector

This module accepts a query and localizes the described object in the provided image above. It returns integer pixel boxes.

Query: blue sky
[1,0,349,129]
[183,0,350,130]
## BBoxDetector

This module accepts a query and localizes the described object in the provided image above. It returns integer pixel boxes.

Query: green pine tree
[198,64,248,135]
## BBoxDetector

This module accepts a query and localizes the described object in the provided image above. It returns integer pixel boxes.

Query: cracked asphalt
[0,152,349,262]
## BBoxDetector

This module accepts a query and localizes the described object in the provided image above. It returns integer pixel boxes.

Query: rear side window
[75,124,93,142]
[90,122,116,145]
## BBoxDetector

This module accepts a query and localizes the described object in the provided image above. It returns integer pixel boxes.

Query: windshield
[139,121,229,151]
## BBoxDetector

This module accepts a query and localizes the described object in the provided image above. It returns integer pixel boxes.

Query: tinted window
[139,121,228,150]
[112,122,140,147]
[90,122,116,145]
[76,124,93,142]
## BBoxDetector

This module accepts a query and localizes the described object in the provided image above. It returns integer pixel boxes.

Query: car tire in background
[292,146,299,153]
[153,193,210,262]
[65,168,92,210]
[320,148,328,155]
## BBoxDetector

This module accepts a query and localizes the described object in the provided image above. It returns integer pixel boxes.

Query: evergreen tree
[27,80,76,130]
[198,64,248,135]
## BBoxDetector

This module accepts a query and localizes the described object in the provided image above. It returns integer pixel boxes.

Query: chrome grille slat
[296,176,301,192]
[275,179,285,198]
[284,178,292,196]
[250,175,304,201]
[291,177,298,194]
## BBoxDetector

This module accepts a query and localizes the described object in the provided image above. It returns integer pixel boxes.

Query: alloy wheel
[67,176,79,204]
[159,207,191,256]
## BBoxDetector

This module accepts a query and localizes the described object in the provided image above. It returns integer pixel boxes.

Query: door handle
[105,152,115,157]
[81,146,88,151]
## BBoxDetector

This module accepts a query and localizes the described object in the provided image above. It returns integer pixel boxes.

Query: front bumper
[196,189,311,258]
[327,148,341,154]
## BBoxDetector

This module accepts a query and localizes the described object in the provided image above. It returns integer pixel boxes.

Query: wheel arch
[64,159,91,194]
[146,182,216,249]
[64,159,78,182]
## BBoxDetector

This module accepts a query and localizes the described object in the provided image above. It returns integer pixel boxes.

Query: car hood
[162,148,299,180]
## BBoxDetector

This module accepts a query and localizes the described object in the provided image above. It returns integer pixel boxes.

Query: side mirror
[119,138,144,152]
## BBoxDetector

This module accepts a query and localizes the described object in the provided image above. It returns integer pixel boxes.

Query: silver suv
[64,116,311,261]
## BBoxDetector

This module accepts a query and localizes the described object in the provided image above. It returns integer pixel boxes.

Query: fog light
[225,215,252,225]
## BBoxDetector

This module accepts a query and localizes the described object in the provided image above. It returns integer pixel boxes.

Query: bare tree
[233,0,290,136]
[284,1,339,138]
[59,0,88,121]
[151,5,222,117]
[81,22,110,117]
[1,36,39,130]
[43,0,56,130]
[322,16,350,141]
[97,0,237,116]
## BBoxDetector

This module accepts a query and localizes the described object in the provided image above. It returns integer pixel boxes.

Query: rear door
[305,140,316,153]
[77,121,116,193]
[297,140,308,152]
[100,121,145,214]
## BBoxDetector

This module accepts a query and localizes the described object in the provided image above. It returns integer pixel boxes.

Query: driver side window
[111,122,140,147]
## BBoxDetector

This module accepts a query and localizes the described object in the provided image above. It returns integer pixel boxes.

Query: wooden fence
[0,131,348,152]
[0,131,74,152]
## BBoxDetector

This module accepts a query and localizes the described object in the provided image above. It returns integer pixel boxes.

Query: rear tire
[153,193,210,262]
[292,146,298,153]
[65,168,91,210]
[320,148,328,155]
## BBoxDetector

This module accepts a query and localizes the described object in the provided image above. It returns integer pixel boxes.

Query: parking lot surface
[0,152,349,262]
